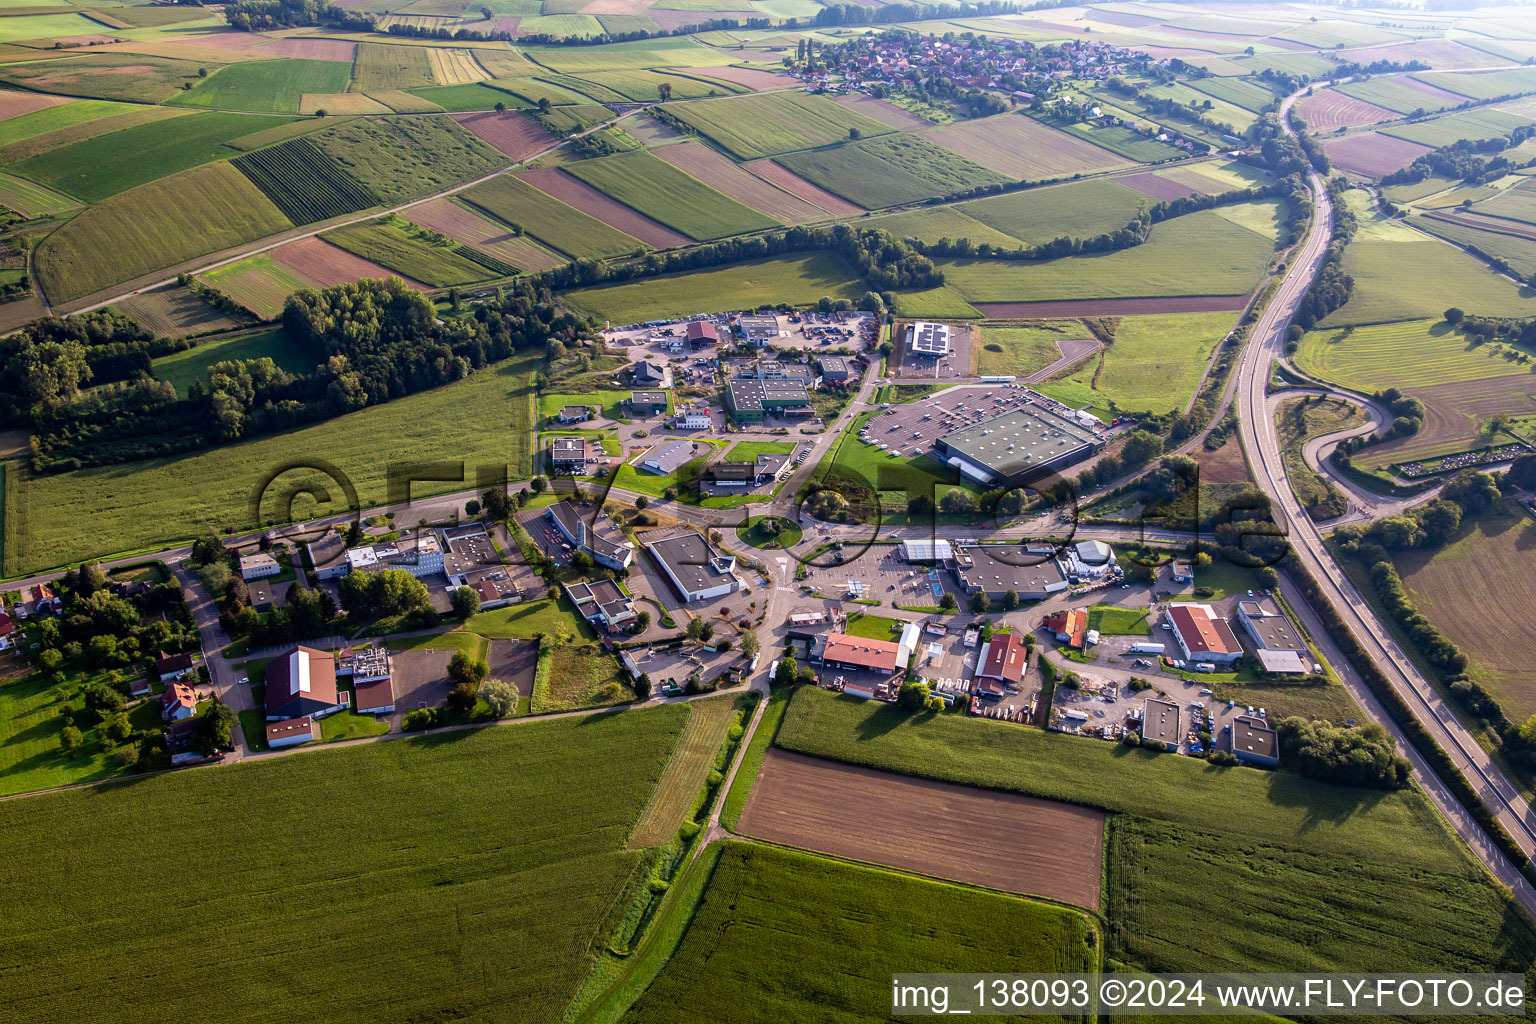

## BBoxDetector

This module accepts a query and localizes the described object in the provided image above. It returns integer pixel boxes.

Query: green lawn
[0,668,130,796]
[538,389,665,422]
[464,596,595,640]
[561,252,863,324]
[610,440,723,499]
[563,149,777,241]
[735,515,801,549]
[7,353,538,575]
[1086,604,1149,635]
[842,611,904,640]
[0,706,691,1023]
[151,329,314,398]
[538,643,635,712]
[10,111,294,204]
[169,59,352,114]
[621,842,1096,1023]
[1035,312,1237,418]
[319,706,392,742]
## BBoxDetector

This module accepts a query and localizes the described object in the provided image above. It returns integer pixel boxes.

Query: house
[154,651,194,682]
[567,579,638,632]
[548,436,590,476]
[628,390,668,415]
[673,410,712,430]
[1043,608,1089,650]
[737,314,780,345]
[819,355,851,382]
[1166,604,1243,666]
[557,404,595,424]
[266,717,319,749]
[646,532,740,603]
[31,583,59,617]
[265,646,344,721]
[1142,697,1181,747]
[464,567,520,609]
[1232,715,1279,767]
[160,682,197,722]
[164,716,201,753]
[548,500,633,570]
[975,631,1028,698]
[632,360,665,386]
[127,677,151,697]
[640,439,695,475]
[247,578,277,614]
[239,552,280,581]
[685,321,719,348]
[0,610,13,650]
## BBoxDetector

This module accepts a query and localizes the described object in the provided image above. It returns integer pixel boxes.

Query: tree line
[1382,125,1536,188]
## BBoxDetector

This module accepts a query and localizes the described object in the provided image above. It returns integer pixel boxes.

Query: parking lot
[386,649,454,721]
[891,322,974,378]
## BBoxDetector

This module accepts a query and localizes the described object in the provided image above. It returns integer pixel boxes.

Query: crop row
[233,138,377,225]
[452,244,520,278]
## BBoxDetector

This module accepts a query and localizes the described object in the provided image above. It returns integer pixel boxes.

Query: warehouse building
[725,378,813,423]
[686,321,720,348]
[628,390,668,415]
[905,321,951,358]
[1167,604,1243,667]
[1142,698,1182,748]
[738,315,782,345]
[934,405,1104,486]
[1232,715,1279,767]
[1235,597,1309,674]
[954,545,1068,602]
[818,355,852,382]
[640,439,695,475]
[974,632,1027,698]
[549,500,634,570]
[647,532,740,603]
[900,539,952,563]
[548,436,590,476]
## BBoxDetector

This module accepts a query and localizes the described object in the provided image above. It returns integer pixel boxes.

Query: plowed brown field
[1322,132,1431,178]
[270,237,429,290]
[452,110,555,161]
[746,159,862,217]
[406,197,564,271]
[739,749,1105,909]
[655,140,823,223]
[1296,90,1398,130]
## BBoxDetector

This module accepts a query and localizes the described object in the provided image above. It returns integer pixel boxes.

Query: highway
[1234,90,1536,909]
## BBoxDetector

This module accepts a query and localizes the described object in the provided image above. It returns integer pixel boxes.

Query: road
[1235,89,1536,908]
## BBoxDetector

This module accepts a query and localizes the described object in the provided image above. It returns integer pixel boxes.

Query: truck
[1128,642,1166,655]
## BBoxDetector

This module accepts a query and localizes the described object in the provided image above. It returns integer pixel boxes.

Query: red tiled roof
[160,682,195,712]
[686,321,719,341]
[822,633,901,673]
[978,632,1027,685]
[1169,605,1239,655]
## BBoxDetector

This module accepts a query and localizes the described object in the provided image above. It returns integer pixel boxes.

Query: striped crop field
[428,48,491,85]
[0,171,77,216]
[404,197,564,272]
[1295,319,1536,391]
[232,138,377,224]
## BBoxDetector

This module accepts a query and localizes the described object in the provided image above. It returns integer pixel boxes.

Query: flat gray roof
[1143,698,1182,746]
[648,533,734,595]
[907,321,950,355]
[1233,715,1278,759]
[941,405,1099,478]
[641,440,695,475]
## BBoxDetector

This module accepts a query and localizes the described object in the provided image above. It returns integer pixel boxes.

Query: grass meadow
[171,58,352,114]
[1036,312,1236,416]
[0,53,212,104]
[622,841,1096,1024]
[561,252,862,324]
[975,321,1085,377]
[0,171,77,216]
[777,133,1010,209]
[776,685,1536,978]
[352,42,435,91]
[563,149,777,241]
[36,161,293,303]
[957,177,1148,244]
[870,205,1023,249]
[0,665,135,796]
[665,90,892,160]
[463,173,644,258]
[0,706,690,1023]
[151,329,314,397]
[6,352,538,573]
[323,217,497,287]
[1295,319,1535,391]
[308,115,507,205]
[0,98,134,150]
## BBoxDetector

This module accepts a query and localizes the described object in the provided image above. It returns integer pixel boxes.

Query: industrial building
[905,321,951,358]
[900,539,952,563]
[647,532,740,603]
[738,315,782,345]
[1142,698,1182,747]
[954,545,1069,602]
[628,390,668,415]
[265,646,344,721]
[814,623,920,677]
[345,534,444,578]
[548,436,590,476]
[1235,598,1309,675]
[1167,604,1243,666]
[725,378,813,423]
[686,321,720,347]
[818,355,852,382]
[640,439,695,475]
[549,500,634,570]
[1232,715,1279,767]
[934,404,1104,485]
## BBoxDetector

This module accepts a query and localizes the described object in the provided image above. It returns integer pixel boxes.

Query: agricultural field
[0,170,76,216]
[426,47,490,85]
[1413,212,1536,280]
[1059,122,1183,163]
[1382,107,1529,148]
[1035,311,1235,417]
[742,158,862,216]
[1186,75,1279,112]
[410,82,523,112]
[451,109,555,160]
[231,137,379,224]
[35,161,293,305]
[6,352,538,573]
[1417,66,1536,102]
[307,115,507,204]
[664,90,893,160]
[517,167,688,248]
[628,694,741,848]
[225,115,353,152]
[957,177,1149,245]
[1294,89,1399,131]
[1469,177,1536,225]
[563,149,777,241]
[0,705,690,1023]
[269,236,430,291]
[739,749,1105,907]
[523,37,734,73]
[922,112,1130,180]
[1337,76,1469,116]
[622,842,1096,1024]
[351,42,435,91]
[776,133,1010,209]
[11,111,288,204]
[170,58,352,114]
[113,286,248,338]
[299,92,391,115]
[0,105,193,167]
[870,205,1022,249]
[151,328,314,397]
[653,141,826,224]
[323,217,500,287]
[1144,80,1258,131]
[776,685,1536,978]
[0,53,214,104]
[1296,319,1535,392]
[1395,505,1536,719]
[198,256,319,319]
[973,321,1090,377]
[405,197,564,271]
[1322,191,1532,326]
[939,204,1280,305]
[1321,132,1433,179]
[575,68,736,102]
[461,173,643,259]
[560,252,862,325]
[0,98,135,149]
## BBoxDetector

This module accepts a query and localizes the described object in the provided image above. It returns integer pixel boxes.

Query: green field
[1036,312,1234,416]
[36,160,294,304]
[7,352,538,573]
[528,100,612,133]
[407,81,528,112]
[629,694,740,848]
[352,42,435,91]
[0,169,77,216]
[0,705,690,1022]
[11,111,291,203]
[975,321,1084,377]
[1061,122,1183,162]
[170,59,352,114]
[563,149,777,241]
[462,173,642,259]
[523,37,730,73]
[199,255,315,319]
[0,53,213,104]
[941,204,1279,303]
[1085,603,1149,635]
[561,252,863,324]
[1382,108,1528,148]
[0,98,133,149]
[1295,318,1534,391]
[1472,178,1536,225]
[869,205,1022,249]
[776,685,1536,978]
[224,115,352,152]
[1322,190,1533,326]
[957,177,1149,245]
[622,842,1096,1024]
[1413,213,1536,280]
[665,90,892,160]
[1187,75,1280,112]
[1338,77,1464,115]
[577,68,737,101]
[0,668,133,796]
[323,217,498,287]
[537,388,657,421]
[777,133,1010,209]
[1417,67,1536,101]
[889,284,980,317]
[0,11,125,41]
[464,595,595,641]
[232,137,379,225]
[0,105,193,168]
[151,329,314,397]
[308,114,507,205]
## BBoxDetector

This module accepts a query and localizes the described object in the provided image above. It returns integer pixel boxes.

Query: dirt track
[739,749,1105,909]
